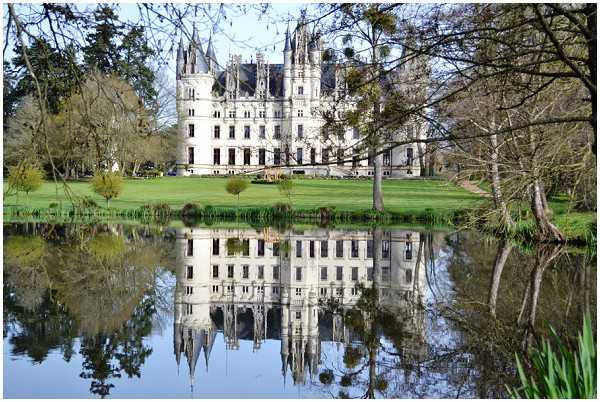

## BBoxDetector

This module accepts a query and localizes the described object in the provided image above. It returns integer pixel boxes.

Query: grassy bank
[3,176,480,213]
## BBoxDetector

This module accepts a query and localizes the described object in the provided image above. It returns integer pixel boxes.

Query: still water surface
[3,222,595,398]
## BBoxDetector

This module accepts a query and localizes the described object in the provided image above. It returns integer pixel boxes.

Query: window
[405,269,412,283]
[228,148,236,165]
[273,265,280,280]
[320,287,327,296]
[188,109,195,117]
[310,148,316,164]
[309,241,315,258]
[213,148,221,165]
[405,241,413,260]
[243,265,249,279]
[187,239,194,256]
[242,285,249,294]
[406,147,414,165]
[259,110,266,118]
[352,267,358,281]
[336,288,343,296]
[336,240,344,258]
[382,240,390,259]
[229,125,235,139]
[244,110,251,118]
[296,240,302,257]
[297,109,303,117]
[186,303,193,315]
[320,240,328,257]
[322,148,329,164]
[295,267,302,281]
[274,125,281,139]
[259,125,266,138]
[297,124,304,138]
[367,267,374,281]
[212,285,219,293]
[295,288,302,296]
[259,149,266,165]
[186,286,193,295]
[226,285,233,294]
[352,288,358,296]
[351,240,359,258]
[213,110,221,118]
[242,239,250,256]
[367,240,373,258]
[213,239,220,255]
[337,148,344,166]
[188,88,195,99]
[273,286,279,295]
[228,110,236,118]
[273,148,281,165]
[353,127,360,139]
[244,125,250,139]
[243,148,251,165]
[212,265,219,278]
[273,242,280,256]
[188,147,195,164]
[336,266,343,281]
[257,239,265,256]
[274,110,282,118]
[320,266,328,280]
[188,124,195,137]
[227,265,234,278]
[296,148,303,164]
[295,311,301,319]
[257,286,264,294]
[383,149,391,166]
[298,86,304,95]
[187,265,194,279]
[258,265,264,279]
[214,126,220,139]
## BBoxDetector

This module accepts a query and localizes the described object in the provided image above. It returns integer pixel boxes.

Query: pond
[3,222,596,398]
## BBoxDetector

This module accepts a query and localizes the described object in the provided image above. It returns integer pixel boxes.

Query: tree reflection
[3,223,174,397]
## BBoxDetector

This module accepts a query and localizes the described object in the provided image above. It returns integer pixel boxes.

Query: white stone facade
[175,16,426,178]
[173,226,427,384]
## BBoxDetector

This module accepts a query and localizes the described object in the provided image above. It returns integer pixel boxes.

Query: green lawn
[3,177,482,213]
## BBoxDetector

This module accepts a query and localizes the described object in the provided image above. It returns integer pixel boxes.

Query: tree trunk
[530,179,565,242]
[417,142,426,176]
[372,153,384,212]
[489,133,513,230]
[585,3,597,155]
[487,240,513,317]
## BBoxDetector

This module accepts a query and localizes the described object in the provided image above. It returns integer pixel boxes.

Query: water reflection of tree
[3,223,176,397]
[317,228,426,399]
[444,232,594,397]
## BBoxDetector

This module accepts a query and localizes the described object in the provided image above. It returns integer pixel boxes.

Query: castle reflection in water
[174,227,427,386]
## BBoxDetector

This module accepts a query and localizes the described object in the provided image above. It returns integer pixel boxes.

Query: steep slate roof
[212,62,338,98]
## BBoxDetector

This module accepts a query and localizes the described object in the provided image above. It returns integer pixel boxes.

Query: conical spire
[206,34,216,61]
[284,22,291,52]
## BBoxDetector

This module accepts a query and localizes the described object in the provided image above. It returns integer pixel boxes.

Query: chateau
[175,14,426,177]
[173,227,427,386]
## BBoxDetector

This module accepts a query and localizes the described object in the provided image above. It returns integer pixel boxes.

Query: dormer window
[298,86,304,95]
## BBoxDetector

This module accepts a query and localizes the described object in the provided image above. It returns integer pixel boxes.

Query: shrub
[508,312,596,399]
[181,203,200,217]
[91,172,123,208]
[8,161,44,203]
[277,177,294,204]
[225,177,249,207]
[272,202,292,215]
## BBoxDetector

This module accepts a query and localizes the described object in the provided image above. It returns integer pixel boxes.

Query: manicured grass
[3,177,482,213]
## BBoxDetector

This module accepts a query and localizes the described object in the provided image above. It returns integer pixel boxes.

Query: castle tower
[176,25,215,176]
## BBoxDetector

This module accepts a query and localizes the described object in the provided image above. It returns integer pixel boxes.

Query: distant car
[167,171,177,176]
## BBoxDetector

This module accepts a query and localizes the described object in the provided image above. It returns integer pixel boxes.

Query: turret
[283,23,292,98]
[176,36,185,80]
[205,35,217,74]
